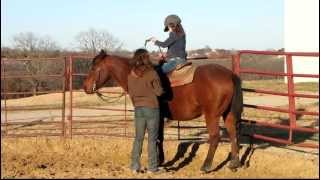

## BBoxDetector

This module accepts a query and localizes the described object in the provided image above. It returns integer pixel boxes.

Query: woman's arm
[147,71,164,96]
[154,32,178,48]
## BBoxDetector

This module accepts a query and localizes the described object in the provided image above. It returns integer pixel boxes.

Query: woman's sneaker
[147,168,166,174]
[131,169,139,174]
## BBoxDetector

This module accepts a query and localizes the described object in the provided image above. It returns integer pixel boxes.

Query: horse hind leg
[200,113,220,172]
[223,111,241,170]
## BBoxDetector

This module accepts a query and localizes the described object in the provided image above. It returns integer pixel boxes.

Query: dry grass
[242,79,319,93]
[1,80,319,178]
[1,137,319,179]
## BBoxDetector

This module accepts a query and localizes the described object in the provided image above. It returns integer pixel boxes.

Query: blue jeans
[161,57,186,73]
[131,107,160,171]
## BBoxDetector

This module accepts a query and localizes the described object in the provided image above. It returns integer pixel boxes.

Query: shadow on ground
[161,110,319,172]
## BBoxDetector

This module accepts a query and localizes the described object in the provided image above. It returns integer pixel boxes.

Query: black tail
[231,74,243,146]
[231,74,243,122]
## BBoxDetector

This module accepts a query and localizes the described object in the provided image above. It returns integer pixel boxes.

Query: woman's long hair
[131,48,153,77]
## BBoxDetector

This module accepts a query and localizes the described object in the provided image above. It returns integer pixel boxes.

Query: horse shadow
[161,141,204,171]
[231,109,319,169]
[238,107,319,148]
[159,140,245,172]
[158,115,318,172]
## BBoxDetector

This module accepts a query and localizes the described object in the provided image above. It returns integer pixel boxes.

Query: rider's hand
[149,37,157,43]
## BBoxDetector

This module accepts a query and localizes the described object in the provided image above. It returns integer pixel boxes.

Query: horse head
[83,49,112,94]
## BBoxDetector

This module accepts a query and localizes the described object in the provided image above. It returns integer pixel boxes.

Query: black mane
[92,50,107,65]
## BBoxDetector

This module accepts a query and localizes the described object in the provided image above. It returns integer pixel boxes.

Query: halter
[92,66,126,103]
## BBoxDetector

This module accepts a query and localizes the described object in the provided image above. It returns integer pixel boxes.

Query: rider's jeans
[161,57,186,73]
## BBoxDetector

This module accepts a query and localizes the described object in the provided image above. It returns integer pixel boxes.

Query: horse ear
[100,49,106,55]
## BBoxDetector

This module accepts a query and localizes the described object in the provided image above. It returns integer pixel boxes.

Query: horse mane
[92,49,132,67]
[92,50,108,65]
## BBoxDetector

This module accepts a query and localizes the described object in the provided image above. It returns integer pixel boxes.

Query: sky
[1,0,284,51]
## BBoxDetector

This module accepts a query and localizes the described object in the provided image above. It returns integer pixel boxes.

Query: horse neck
[106,56,131,92]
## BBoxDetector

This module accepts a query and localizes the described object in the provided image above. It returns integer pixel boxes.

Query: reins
[95,90,126,103]
[145,39,166,61]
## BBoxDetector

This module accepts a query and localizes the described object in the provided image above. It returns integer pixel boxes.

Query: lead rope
[96,91,126,103]
[94,68,126,103]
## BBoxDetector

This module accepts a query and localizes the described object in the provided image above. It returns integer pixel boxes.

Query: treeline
[1,29,284,99]
[1,29,130,99]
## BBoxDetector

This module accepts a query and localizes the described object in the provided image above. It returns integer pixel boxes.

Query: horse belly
[168,84,202,120]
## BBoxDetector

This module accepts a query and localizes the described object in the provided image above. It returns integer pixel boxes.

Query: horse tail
[231,74,243,121]
[231,73,243,131]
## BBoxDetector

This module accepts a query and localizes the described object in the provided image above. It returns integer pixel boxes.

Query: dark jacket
[128,69,163,108]
[155,32,187,60]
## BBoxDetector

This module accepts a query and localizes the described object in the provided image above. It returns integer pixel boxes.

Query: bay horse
[83,50,243,172]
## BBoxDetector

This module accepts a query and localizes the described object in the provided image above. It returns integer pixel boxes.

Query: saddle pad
[168,64,197,87]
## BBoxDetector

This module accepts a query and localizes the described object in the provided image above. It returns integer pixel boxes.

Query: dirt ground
[1,83,319,178]
[1,136,319,179]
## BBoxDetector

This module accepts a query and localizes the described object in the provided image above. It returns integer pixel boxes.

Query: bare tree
[13,32,39,56]
[75,28,122,55]
[13,32,60,57]
[37,36,60,56]
[12,32,62,96]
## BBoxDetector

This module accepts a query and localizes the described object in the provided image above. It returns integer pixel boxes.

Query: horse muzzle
[92,82,97,93]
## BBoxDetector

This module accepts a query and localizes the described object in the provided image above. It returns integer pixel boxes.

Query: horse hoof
[230,168,237,172]
[228,159,241,170]
[200,166,211,173]
[244,162,249,169]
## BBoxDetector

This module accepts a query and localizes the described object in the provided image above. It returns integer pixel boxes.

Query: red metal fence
[232,50,319,148]
[1,57,67,137]
[1,51,319,148]
[67,56,134,138]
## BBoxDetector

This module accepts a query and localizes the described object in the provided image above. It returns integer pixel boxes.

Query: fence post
[124,91,127,137]
[61,57,67,137]
[286,55,296,143]
[1,59,8,136]
[232,53,241,76]
[69,56,73,138]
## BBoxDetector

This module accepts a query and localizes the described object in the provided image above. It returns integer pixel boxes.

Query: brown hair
[169,23,185,36]
[131,49,153,77]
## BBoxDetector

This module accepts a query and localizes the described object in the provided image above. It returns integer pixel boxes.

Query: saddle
[167,62,197,87]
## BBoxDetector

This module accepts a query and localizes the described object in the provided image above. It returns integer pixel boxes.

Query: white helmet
[164,14,181,32]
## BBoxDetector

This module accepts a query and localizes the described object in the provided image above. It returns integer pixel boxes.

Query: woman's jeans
[131,107,160,171]
[161,57,186,73]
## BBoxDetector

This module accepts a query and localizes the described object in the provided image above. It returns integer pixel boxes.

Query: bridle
[90,40,163,103]
[92,66,126,103]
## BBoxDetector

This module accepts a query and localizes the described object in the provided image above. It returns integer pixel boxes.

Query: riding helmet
[164,14,181,32]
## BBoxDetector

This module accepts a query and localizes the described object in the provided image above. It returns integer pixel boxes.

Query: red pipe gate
[1,50,319,149]
[232,50,319,148]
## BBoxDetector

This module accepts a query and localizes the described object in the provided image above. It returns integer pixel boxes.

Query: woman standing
[128,48,164,173]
